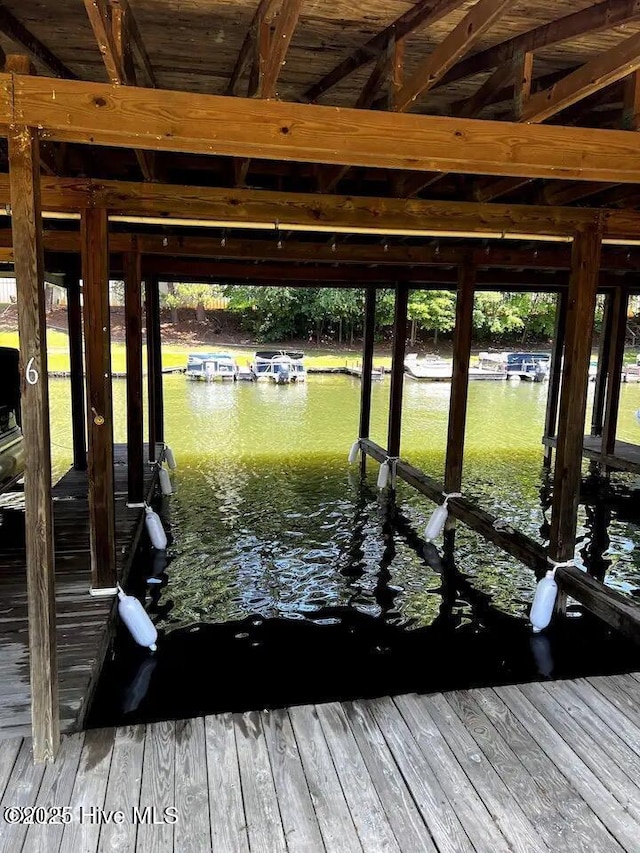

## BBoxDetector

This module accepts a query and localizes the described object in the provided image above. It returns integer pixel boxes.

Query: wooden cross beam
[8,73,640,186]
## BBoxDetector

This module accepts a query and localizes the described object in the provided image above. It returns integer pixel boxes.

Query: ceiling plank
[394,0,512,112]
[0,4,73,78]
[455,61,515,119]
[302,0,465,103]
[8,74,640,186]
[523,30,640,122]
[438,0,640,90]
[543,182,619,206]
[260,0,303,99]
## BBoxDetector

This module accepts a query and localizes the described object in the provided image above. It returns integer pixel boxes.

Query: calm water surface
[46,374,640,723]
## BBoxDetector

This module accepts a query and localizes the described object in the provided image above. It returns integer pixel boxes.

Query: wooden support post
[359,287,376,476]
[145,275,157,461]
[444,260,475,494]
[124,247,144,504]
[81,207,117,590]
[150,275,164,448]
[590,292,613,438]
[543,289,568,469]
[387,282,409,458]
[602,285,629,456]
[66,263,87,471]
[550,225,603,564]
[8,67,59,761]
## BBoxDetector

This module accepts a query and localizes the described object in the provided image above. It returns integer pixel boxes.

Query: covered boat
[186,352,238,381]
[251,351,306,383]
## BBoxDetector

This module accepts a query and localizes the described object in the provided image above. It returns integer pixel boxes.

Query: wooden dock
[1,674,640,851]
[0,446,159,740]
[543,435,640,475]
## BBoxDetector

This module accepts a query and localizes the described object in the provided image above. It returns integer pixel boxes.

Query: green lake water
[48,374,640,632]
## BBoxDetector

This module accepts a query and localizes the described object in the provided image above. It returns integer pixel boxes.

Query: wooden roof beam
[0,4,73,79]
[438,0,640,91]
[523,30,640,123]
[260,0,302,99]
[8,76,640,189]
[394,0,511,113]
[302,0,465,103]
[112,0,156,88]
[227,0,279,96]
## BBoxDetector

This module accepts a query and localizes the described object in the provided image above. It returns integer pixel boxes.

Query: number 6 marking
[25,357,39,385]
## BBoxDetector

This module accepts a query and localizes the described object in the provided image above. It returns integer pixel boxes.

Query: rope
[546,556,575,575]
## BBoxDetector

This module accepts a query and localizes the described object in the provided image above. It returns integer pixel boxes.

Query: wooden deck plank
[97,725,145,853]
[520,681,640,824]
[569,678,640,758]
[367,696,473,853]
[137,720,176,853]
[234,710,287,853]
[342,700,436,853]
[315,702,400,853]
[393,693,509,853]
[0,738,21,801]
[262,707,325,853]
[421,692,545,853]
[588,674,640,727]
[174,717,211,853]
[472,687,622,853]
[205,713,248,853]
[443,689,583,852]
[0,739,45,853]
[23,731,84,853]
[495,684,640,851]
[289,704,362,853]
[59,726,116,853]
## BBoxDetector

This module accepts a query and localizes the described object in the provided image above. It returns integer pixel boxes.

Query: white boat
[186,352,238,381]
[251,351,306,384]
[404,354,452,381]
[479,351,549,382]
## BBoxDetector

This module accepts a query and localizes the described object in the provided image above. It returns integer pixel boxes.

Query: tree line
[159,283,570,345]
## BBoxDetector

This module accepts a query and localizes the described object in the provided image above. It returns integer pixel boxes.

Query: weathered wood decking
[543,435,640,475]
[2,674,640,852]
[0,445,159,740]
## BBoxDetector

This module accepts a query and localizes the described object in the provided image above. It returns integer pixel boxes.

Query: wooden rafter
[7,74,640,186]
[260,0,302,99]
[0,4,74,78]
[523,29,640,122]
[113,0,156,88]
[623,70,640,129]
[82,0,155,180]
[542,182,619,206]
[302,0,465,103]
[438,0,640,90]
[227,0,279,96]
[394,0,511,112]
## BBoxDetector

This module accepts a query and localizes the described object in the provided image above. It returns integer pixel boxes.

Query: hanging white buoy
[164,445,177,470]
[158,466,173,496]
[424,492,461,542]
[377,460,390,489]
[348,440,360,464]
[145,505,167,550]
[117,586,158,651]
[530,569,558,633]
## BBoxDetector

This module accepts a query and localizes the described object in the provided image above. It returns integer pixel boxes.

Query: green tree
[408,290,456,345]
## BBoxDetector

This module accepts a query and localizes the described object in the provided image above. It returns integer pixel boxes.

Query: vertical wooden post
[359,287,376,474]
[8,61,60,761]
[81,207,117,590]
[387,282,409,458]
[543,290,568,468]
[591,293,614,438]
[444,260,475,494]
[124,247,144,504]
[602,286,629,456]
[66,263,87,471]
[550,225,603,563]
[145,274,163,460]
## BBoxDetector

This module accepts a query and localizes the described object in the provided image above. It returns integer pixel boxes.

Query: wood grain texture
[124,249,144,503]
[289,704,362,852]
[81,207,117,588]
[234,710,287,853]
[98,724,145,852]
[6,73,640,185]
[368,696,473,853]
[136,720,175,853]
[205,713,248,853]
[542,289,567,468]
[174,717,212,853]
[8,116,59,762]
[262,707,325,852]
[0,740,46,852]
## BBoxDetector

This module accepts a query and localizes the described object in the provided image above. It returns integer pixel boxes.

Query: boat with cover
[251,351,306,383]
[186,352,238,381]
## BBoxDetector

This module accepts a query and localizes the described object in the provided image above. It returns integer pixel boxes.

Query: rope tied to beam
[546,556,575,575]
